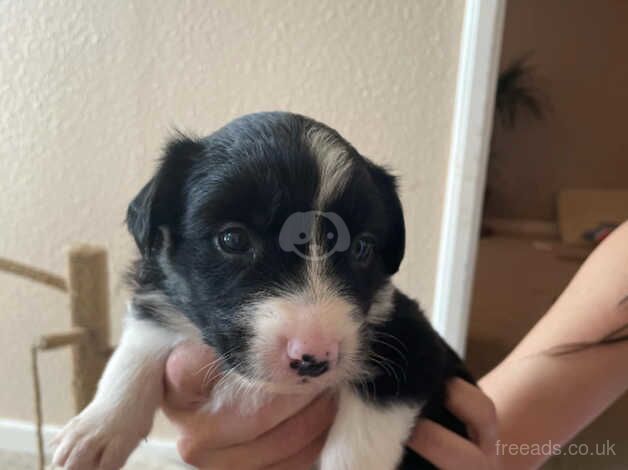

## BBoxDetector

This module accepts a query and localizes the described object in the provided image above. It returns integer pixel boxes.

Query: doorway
[465,1,628,468]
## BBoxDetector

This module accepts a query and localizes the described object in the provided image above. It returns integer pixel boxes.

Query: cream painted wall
[0,1,464,437]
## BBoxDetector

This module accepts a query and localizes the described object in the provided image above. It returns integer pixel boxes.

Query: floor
[0,449,187,470]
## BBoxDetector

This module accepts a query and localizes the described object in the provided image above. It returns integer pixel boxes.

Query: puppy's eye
[218,226,252,254]
[351,234,376,266]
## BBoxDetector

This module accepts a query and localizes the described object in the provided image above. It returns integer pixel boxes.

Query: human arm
[479,221,628,468]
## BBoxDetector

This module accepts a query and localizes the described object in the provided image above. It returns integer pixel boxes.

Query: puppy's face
[128,113,404,394]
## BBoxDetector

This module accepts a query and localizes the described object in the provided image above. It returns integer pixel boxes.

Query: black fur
[127,112,472,469]
[362,291,473,468]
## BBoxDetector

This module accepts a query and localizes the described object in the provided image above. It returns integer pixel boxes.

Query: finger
[51,445,69,467]
[408,418,487,470]
[164,342,219,410]
[63,438,101,470]
[52,433,75,467]
[444,378,498,455]
[169,391,316,449]
[179,393,336,469]
[98,438,137,470]
[263,433,327,470]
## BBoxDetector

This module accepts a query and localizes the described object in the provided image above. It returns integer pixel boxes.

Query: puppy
[53,112,472,470]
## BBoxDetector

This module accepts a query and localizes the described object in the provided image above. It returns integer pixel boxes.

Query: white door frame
[431,0,507,356]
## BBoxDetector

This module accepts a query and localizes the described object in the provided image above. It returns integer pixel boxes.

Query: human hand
[408,378,499,469]
[164,344,496,469]
[162,341,337,470]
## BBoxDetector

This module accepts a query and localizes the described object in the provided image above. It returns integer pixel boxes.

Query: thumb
[164,341,220,410]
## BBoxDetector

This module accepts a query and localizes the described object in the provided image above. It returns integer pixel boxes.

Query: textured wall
[0,0,464,437]
[487,0,628,220]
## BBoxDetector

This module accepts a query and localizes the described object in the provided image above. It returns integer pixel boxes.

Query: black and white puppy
[53,112,471,470]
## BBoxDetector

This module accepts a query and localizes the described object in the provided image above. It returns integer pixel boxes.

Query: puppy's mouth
[257,344,348,393]
[212,345,345,395]
[206,359,345,415]
[241,367,342,395]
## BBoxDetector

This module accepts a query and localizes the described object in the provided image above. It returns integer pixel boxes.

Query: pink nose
[286,338,339,377]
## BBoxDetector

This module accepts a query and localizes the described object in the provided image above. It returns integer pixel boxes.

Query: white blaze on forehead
[304,125,354,209]
[302,126,355,321]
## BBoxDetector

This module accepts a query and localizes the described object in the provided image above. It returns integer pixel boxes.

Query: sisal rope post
[31,328,89,470]
[0,257,67,291]
[66,244,111,412]
[30,345,45,470]
[36,328,87,350]
[3,248,112,467]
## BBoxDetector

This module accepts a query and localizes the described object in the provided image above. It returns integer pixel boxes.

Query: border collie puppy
[53,112,471,470]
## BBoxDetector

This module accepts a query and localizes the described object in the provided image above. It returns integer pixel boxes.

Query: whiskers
[207,359,272,415]
[191,327,409,412]
[364,331,409,398]
[189,345,267,414]
[193,346,238,393]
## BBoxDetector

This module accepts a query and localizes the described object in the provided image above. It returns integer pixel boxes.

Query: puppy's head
[128,112,404,393]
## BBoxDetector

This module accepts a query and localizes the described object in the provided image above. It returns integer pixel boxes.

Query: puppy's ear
[367,162,405,275]
[127,136,204,256]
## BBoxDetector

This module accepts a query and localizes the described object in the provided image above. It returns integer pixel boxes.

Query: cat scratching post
[67,245,111,411]
[0,244,111,470]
